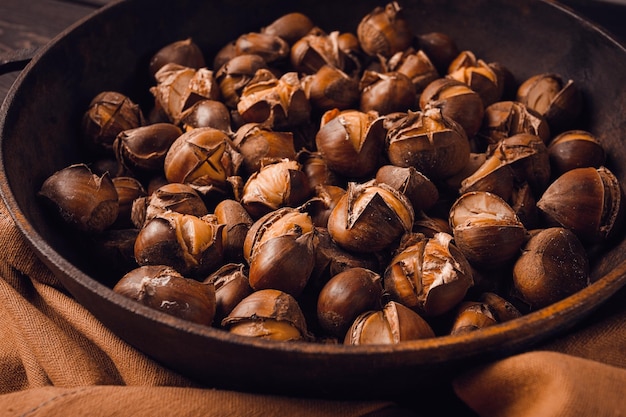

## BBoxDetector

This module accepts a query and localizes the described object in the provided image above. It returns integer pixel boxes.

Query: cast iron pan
[2,0,626,401]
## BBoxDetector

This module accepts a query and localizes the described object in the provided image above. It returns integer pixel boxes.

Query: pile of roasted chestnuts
[38,2,624,345]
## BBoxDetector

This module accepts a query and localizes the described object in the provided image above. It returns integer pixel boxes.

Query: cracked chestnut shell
[222,289,310,341]
[449,191,527,269]
[82,91,145,155]
[203,263,253,324]
[344,301,435,345]
[385,108,471,180]
[383,232,473,316]
[327,181,414,253]
[39,163,119,233]
[134,212,225,279]
[163,127,242,196]
[357,1,413,58]
[315,108,386,179]
[516,73,582,133]
[113,122,182,178]
[240,159,311,219]
[114,265,216,326]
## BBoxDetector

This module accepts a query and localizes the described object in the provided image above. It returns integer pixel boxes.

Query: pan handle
[0,47,38,75]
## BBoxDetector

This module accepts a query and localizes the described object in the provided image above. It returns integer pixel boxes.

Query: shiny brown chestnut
[148,38,206,80]
[357,2,413,58]
[344,301,435,345]
[111,176,147,229]
[179,99,233,134]
[81,91,145,155]
[113,122,182,178]
[516,72,583,133]
[203,263,253,324]
[214,199,253,263]
[134,212,225,279]
[222,289,310,341]
[375,165,439,213]
[163,127,242,196]
[449,191,527,269]
[290,30,348,74]
[327,181,414,254]
[359,70,417,115]
[247,221,317,297]
[237,69,311,129]
[316,267,383,338]
[131,182,208,229]
[151,64,221,125]
[261,12,316,45]
[240,159,311,219]
[383,232,473,316]
[113,265,216,326]
[479,292,522,323]
[419,77,485,139]
[387,48,439,94]
[536,166,624,244]
[215,54,269,109]
[232,123,297,176]
[296,149,340,189]
[478,101,551,149]
[315,108,386,179]
[547,130,606,177]
[39,163,119,233]
[234,32,290,63]
[447,50,502,106]
[512,227,589,310]
[449,301,498,335]
[242,206,315,262]
[301,65,360,111]
[384,108,471,180]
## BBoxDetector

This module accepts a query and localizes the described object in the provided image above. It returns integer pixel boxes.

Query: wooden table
[1,0,625,104]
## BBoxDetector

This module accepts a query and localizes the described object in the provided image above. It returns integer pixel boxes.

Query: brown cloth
[1,197,626,417]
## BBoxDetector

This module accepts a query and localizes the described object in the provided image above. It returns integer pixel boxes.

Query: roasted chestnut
[113,122,182,178]
[357,1,413,58]
[240,159,311,219]
[317,267,383,338]
[151,64,221,124]
[237,69,311,129]
[383,232,473,316]
[512,227,589,310]
[163,127,242,196]
[315,108,386,179]
[344,301,435,345]
[222,289,310,341]
[39,163,119,233]
[203,263,253,324]
[82,91,145,155]
[516,73,583,134]
[359,70,417,115]
[114,265,216,326]
[385,108,470,180]
[148,38,206,80]
[232,123,297,176]
[449,191,527,269]
[134,212,224,278]
[419,77,485,138]
[327,181,414,253]
[547,130,606,177]
[536,166,624,244]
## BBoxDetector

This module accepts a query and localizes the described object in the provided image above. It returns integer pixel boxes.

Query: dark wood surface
[1,0,625,105]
